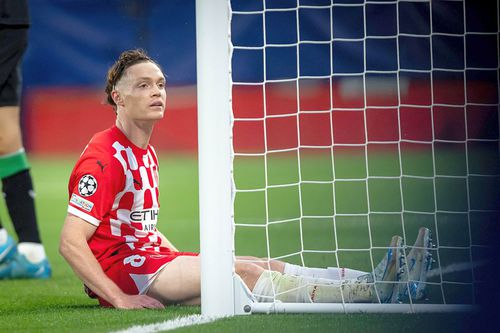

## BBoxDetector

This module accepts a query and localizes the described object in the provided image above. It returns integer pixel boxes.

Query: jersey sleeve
[68,152,123,226]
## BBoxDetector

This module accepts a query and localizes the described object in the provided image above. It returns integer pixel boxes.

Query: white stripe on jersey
[68,205,100,226]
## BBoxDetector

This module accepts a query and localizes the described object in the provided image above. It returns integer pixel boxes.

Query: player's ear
[112,90,124,106]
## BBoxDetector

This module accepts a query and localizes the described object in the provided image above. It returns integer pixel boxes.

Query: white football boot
[396,227,433,302]
[357,235,405,303]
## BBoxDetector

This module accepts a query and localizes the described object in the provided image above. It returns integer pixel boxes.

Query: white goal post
[196,0,498,317]
[196,0,235,316]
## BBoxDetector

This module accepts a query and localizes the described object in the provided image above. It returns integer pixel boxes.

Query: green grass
[0,152,496,332]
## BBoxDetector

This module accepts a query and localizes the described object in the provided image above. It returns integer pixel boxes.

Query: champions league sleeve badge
[78,174,98,197]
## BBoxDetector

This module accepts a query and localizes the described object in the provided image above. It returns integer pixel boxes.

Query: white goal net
[197,0,499,315]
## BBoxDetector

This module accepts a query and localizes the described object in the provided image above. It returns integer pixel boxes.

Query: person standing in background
[0,0,51,279]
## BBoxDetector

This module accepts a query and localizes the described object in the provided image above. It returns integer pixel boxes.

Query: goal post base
[233,274,256,315]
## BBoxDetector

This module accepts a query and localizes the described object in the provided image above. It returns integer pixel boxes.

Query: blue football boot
[0,235,17,264]
[0,251,52,279]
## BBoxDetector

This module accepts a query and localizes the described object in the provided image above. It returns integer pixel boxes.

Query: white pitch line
[110,314,222,333]
[427,260,487,278]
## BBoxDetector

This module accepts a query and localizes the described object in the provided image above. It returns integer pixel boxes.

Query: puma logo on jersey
[96,160,108,172]
[133,178,142,188]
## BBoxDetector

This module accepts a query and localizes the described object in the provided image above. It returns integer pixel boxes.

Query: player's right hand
[113,294,165,309]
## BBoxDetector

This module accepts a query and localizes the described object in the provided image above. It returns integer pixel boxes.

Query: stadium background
[22,0,498,154]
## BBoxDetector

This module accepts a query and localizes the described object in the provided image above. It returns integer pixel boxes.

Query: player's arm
[157,230,178,252]
[59,214,164,309]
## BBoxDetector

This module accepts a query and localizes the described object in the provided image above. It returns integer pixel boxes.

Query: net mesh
[229,0,499,306]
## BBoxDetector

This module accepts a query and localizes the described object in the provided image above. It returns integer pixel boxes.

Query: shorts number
[123,255,146,267]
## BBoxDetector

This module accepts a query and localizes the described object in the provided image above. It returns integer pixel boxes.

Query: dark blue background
[23,0,499,88]
[24,0,197,87]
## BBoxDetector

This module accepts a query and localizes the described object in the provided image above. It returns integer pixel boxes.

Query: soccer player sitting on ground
[59,49,433,309]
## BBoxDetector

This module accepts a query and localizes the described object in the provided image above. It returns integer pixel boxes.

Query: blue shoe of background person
[0,251,52,279]
[0,235,17,264]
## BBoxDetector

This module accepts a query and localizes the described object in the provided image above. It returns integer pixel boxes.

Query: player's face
[116,62,166,121]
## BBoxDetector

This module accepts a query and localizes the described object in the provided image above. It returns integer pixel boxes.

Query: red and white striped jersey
[67,125,162,262]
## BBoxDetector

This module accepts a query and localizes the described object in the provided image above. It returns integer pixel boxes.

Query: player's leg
[237,256,367,280]
[0,27,51,279]
[0,26,26,154]
[0,107,51,278]
[147,255,266,305]
[150,236,403,305]
[236,256,285,272]
[283,264,367,280]
[149,255,366,304]
[0,25,24,266]
[252,270,374,303]
[147,255,203,305]
[252,236,405,303]
[0,106,22,154]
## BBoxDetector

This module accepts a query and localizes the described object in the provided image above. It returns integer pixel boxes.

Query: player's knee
[235,261,263,285]
[0,111,22,154]
[0,134,11,155]
[0,133,22,155]
[265,259,285,273]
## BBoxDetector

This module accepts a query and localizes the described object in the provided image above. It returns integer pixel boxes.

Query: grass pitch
[0,154,492,332]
